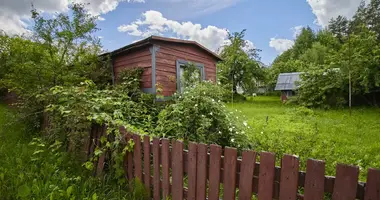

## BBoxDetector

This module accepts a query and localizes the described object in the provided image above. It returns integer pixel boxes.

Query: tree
[218,30,263,94]
[0,3,109,129]
[328,16,349,43]
[291,27,316,58]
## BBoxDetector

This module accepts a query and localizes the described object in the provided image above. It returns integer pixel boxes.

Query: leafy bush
[155,81,249,149]
[297,68,346,108]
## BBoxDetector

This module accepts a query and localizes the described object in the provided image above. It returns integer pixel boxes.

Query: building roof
[100,35,222,61]
[274,72,302,91]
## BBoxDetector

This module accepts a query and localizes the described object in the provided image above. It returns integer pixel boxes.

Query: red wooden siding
[113,46,152,88]
[154,41,218,96]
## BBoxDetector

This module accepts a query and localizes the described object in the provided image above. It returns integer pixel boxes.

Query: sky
[0,0,369,65]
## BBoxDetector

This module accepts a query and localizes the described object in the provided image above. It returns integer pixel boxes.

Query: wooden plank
[152,138,160,200]
[364,168,380,200]
[133,134,142,181]
[143,135,151,196]
[258,152,276,200]
[304,159,325,200]
[124,133,133,180]
[208,144,222,200]
[172,140,184,200]
[187,142,197,200]
[161,139,170,200]
[197,143,208,200]
[332,164,359,200]
[279,155,299,200]
[238,150,257,200]
[223,147,238,200]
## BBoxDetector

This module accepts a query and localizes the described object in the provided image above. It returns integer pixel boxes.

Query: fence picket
[223,147,238,200]
[197,143,208,200]
[208,144,222,200]
[143,135,151,196]
[304,159,325,200]
[279,155,299,200]
[161,138,170,199]
[125,133,133,180]
[332,164,359,200]
[187,142,197,200]
[152,138,160,200]
[364,168,380,200]
[238,150,256,200]
[172,140,184,200]
[133,134,142,181]
[258,152,276,200]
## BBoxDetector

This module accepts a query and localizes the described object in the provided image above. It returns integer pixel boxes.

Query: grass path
[228,96,380,179]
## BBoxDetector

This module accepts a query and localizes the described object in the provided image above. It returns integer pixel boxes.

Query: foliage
[155,81,249,149]
[270,0,380,107]
[0,104,147,199]
[229,96,380,180]
[0,3,110,131]
[218,30,265,94]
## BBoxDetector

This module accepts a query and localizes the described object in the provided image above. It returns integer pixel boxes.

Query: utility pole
[348,31,352,116]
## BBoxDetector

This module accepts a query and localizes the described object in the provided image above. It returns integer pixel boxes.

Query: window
[176,60,205,93]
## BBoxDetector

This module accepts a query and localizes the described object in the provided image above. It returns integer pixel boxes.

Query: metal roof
[274,72,302,91]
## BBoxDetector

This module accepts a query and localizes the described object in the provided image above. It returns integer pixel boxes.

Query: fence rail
[88,125,380,200]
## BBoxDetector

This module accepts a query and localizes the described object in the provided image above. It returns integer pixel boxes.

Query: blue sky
[96,0,321,64]
[1,0,367,65]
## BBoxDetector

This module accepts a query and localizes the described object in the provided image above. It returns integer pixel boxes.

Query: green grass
[0,104,147,199]
[228,96,380,180]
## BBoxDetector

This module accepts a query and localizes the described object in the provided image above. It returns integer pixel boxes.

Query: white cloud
[118,10,232,51]
[0,0,143,34]
[307,0,370,27]
[269,38,294,54]
[291,25,303,39]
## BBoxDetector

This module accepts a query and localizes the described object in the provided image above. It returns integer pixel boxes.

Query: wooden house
[104,36,222,97]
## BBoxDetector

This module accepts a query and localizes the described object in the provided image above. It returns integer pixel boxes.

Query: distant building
[274,72,302,102]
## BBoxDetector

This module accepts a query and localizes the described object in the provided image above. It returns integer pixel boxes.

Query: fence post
[364,168,380,200]
[223,147,238,200]
[279,155,299,200]
[196,143,208,200]
[143,135,151,196]
[187,142,198,200]
[161,139,170,199]
[304,159,325,200]
[133,134,142,181]
[258,152,276,200]
[239,150,257,200]
[172,140,184,200]
[208,144,222,200]
[332,164,359,200]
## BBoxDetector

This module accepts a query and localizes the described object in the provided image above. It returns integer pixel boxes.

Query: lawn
[228,96,380,180]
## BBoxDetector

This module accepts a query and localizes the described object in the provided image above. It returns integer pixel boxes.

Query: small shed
[274,72,302,101]
[104,36,222,97]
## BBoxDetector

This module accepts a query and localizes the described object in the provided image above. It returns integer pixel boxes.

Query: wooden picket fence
[89,125,380,200]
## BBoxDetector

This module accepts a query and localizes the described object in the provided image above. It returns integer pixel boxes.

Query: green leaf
[92,193,98,200]
[66,185,74,196]
[17,184,31,197]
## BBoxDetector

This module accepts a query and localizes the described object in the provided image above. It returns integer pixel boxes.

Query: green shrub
[155,82,249,149]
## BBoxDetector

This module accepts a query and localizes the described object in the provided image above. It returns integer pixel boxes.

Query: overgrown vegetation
[0,105,147,199]
[269,0,380,107]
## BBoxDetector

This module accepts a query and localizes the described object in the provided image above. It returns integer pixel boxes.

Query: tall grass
[228,96,380,180]
[0,104,147,199]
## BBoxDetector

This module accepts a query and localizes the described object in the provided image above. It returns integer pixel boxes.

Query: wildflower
[210,112,213,115]
[195,104,198,107]
[218,131,222,134]
[243,121,247,127]
[231,138,235,142]
[212,99,215,102]
[229,128,233,132]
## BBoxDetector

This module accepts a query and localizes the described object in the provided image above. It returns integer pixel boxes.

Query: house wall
[113,46,153,90]
[153,41,218,96]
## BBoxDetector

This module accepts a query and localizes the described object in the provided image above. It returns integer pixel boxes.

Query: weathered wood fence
[88,125,380,200]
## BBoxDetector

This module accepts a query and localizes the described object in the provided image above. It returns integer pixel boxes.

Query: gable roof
[274,72,302,91]
[101,35,222,61]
